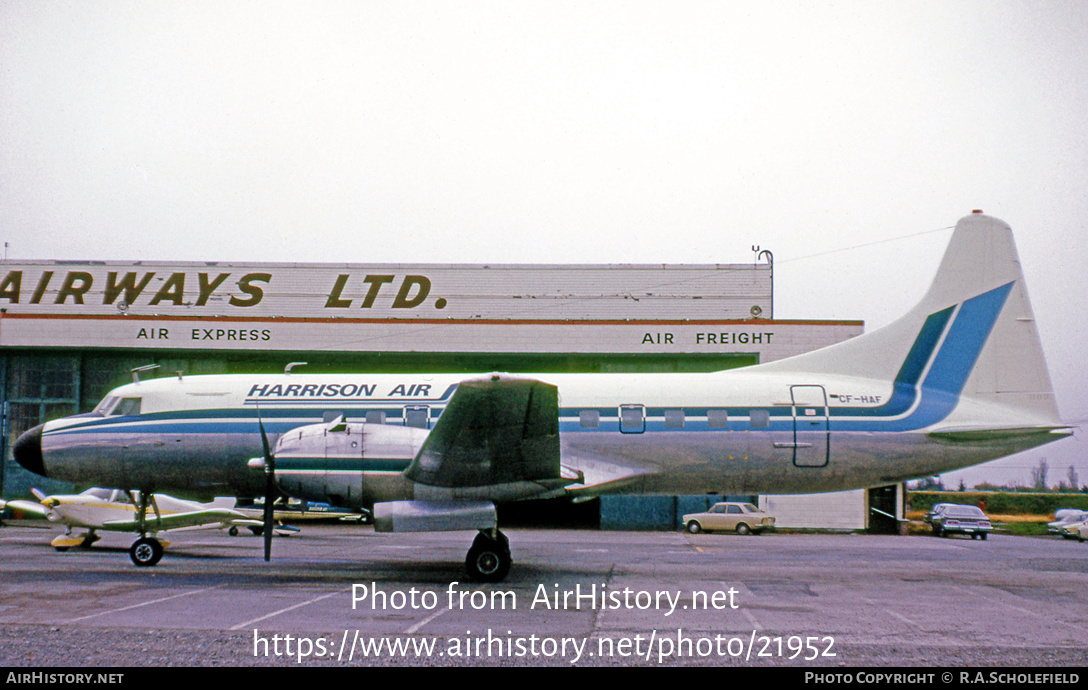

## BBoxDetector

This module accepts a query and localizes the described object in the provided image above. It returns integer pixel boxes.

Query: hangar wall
[763,491,868,530]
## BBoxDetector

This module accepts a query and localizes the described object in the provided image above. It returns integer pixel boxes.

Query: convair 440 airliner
[14,212,1070,579]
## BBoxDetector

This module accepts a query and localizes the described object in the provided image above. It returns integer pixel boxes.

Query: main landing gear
[465,529,511,583]
[128,490,164,567]
[130,536,164,567]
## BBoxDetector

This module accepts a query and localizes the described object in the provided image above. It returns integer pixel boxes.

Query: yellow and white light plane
[13,212,1072,580]
[0,488,265,565]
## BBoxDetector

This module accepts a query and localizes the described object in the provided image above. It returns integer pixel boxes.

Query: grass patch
[995,520,1050,537]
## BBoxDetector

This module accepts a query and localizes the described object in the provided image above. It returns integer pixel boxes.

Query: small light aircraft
[0,487,267,565]
[12,212,1072,580]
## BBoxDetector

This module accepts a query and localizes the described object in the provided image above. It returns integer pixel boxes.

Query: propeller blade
[258,413,276,562]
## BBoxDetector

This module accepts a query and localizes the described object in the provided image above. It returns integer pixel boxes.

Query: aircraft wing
[376,375,573,532]
[560,451,655,498]
[233,506,342,522]
[0,499,52,518]
[404,374,570,499]
[100,508,254,532]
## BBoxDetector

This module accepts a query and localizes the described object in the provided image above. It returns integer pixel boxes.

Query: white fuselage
[30,367,1063,503]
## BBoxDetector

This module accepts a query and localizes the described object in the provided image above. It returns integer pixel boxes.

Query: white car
[1061,518,1088,540]
[682,502,776,535]
[1048,510,1088,535]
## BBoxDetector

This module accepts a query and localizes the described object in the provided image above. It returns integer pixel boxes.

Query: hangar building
[0,258,892,529]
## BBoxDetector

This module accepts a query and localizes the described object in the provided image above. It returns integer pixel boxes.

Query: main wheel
[686,520,702,534]
[980,532,987,541]
[736,523,751,536]
[465,532,511,583]
[130,537,164,567]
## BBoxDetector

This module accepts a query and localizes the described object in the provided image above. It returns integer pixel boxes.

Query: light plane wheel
[228,526,239,537]
[736,523,751,536]
[130,537,164,567]
[980,533,987,541]
[54,546,70,552]
[686,521,702,534]
[466,532,511,583]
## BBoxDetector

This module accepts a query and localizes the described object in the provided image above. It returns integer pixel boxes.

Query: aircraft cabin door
[790,385,829,468]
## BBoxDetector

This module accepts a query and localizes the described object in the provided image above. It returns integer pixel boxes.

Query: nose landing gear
[466,529,511,582]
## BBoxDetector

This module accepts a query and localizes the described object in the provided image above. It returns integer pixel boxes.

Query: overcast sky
[2,1,1086,489]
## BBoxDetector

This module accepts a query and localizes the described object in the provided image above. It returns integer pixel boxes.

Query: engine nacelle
[268,420,428,508]
[372,500,496,533]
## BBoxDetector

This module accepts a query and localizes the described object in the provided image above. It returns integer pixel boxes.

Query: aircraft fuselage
[18,369,1063,504]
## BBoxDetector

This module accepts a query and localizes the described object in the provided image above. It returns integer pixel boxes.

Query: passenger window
[727,505,742,514]
[404,406,429,429]
[664,409,685,428]
[619,405,644,433]
[707,409,729,428]
[749,409,769,428]
[365,410,386,424]
[579,410,600,429]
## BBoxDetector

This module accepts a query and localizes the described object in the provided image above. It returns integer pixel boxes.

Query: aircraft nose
[14,424,45,477]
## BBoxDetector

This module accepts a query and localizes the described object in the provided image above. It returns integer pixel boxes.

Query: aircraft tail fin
[759,212,1061,426]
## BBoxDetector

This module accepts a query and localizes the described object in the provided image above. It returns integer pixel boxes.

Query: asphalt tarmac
[1,520,1086,668]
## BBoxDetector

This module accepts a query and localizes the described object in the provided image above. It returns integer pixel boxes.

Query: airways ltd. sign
[0,260,771,321]
[0,267,441,315]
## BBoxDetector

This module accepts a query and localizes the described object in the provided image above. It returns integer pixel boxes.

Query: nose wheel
[465,530,511,582]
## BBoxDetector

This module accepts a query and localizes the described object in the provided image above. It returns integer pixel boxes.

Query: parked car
[683,502,775,535]
[1061,516,1088,540]
[925,503,957,526]
[931,504,992,539]
[1048,510,1088,535]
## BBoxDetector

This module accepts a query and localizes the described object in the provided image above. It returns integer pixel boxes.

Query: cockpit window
[93,396,119,416]
[112,398,142,416]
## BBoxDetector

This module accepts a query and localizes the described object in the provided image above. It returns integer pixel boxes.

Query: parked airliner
[13,212,1070,579]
